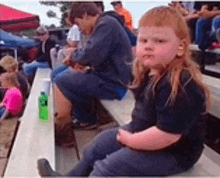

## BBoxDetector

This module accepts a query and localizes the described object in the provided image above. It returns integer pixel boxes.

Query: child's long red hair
[131,6,211,110]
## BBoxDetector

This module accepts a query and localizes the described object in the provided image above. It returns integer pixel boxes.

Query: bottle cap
[41,91,46,95]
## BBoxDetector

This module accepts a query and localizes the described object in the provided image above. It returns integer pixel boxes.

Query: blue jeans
[51,65,127,124]
[0,107,6,122]
[65,127,184,176]
[196,16,220,50]
[23,61,50,81]
[51,65,70,83]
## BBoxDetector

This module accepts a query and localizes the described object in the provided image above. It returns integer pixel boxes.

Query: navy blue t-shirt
[128,71,206,170]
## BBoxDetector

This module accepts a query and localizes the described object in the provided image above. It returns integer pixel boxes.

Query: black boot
[37,158,62,177]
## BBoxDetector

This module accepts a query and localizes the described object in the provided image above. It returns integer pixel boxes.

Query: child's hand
[117,129,133,146]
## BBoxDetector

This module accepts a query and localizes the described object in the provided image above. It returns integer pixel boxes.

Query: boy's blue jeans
[65,127,184,176]
[51,65,127,124]
[23,61,50,80]
[196,16,220,51]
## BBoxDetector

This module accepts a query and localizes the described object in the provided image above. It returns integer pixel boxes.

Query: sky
[1,0,171,28]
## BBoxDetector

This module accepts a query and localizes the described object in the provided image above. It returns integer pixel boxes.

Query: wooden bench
[190,43,220,54]
[100,75,220,177]
[3,68,55,177]
[202,74,220,119]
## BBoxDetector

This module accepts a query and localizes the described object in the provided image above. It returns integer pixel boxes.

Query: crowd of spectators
[0,1,216,176]
[171,1,220,51]
[37,3,210,177]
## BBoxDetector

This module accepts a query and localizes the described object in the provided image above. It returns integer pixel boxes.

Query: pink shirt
[3,88,23,116]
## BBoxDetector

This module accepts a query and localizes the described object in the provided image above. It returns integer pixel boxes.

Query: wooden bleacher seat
[100,77,220,176]
[202,74,220,119]
[3,68,55,177]
[190,44,220,54]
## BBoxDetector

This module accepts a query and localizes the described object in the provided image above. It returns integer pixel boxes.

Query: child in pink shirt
[0,73,23,124]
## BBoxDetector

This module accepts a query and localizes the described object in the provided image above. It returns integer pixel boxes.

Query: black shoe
[72,119,98,130]
[37,158,62,177]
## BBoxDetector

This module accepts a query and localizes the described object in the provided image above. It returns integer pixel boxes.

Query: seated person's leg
[54,72,127,126]
[187,18,198,43]
[54,84,72,124]
[51,65,69,83]
[23,61,50,82]
[212,15,220,42]
[196,18,212,50]
[37,127,122,176]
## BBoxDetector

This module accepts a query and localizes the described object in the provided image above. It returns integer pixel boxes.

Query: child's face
[136,26,181,71]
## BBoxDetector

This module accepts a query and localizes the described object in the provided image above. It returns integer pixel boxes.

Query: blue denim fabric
[0,107,6,122]
[51,66,127,124]
[65,127,184,176]
[23,61,50,79]
[51,65,69,83]
[196,16,220,50]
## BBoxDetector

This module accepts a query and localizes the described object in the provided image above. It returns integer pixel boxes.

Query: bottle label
[39,94,48,121]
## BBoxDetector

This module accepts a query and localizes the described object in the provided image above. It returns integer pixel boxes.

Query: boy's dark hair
[93,1,105,12]
[111,1,122,6]
[68,2,100,24]
[0,66,7,75]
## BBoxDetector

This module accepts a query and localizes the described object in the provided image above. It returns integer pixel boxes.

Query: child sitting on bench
[37,5,210,176]
[0,73,23,124]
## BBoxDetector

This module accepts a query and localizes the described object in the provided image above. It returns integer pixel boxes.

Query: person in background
[0,73,23,125]
[0,55,30,101]
[111,1,134,32]
[0,66,7,102]
[51,2,132,147]
[170,1,199,43]
[94,1,137,47]
[22,25,56,84]
[195,2,220,51]
[37,6,210,177]
[50,11,81,69]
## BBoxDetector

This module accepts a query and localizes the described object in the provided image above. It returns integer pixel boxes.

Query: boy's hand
[117,129,132,146]
[62,47,77,66]
[73,64,90,73]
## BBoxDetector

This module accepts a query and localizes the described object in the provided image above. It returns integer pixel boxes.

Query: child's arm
[117,126,181,151]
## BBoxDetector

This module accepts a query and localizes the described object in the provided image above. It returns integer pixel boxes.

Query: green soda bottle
[39,91,48,120]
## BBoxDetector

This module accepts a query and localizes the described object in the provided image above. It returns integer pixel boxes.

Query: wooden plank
[0,118,18,159]
[190,44,220,54]
[0,158,7,177]
[4,68,55,177]
[100,90,134,125]
[205,62,220,74]
[202,74,220,119]
[175,145,220,177]
[55,130,97,175]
